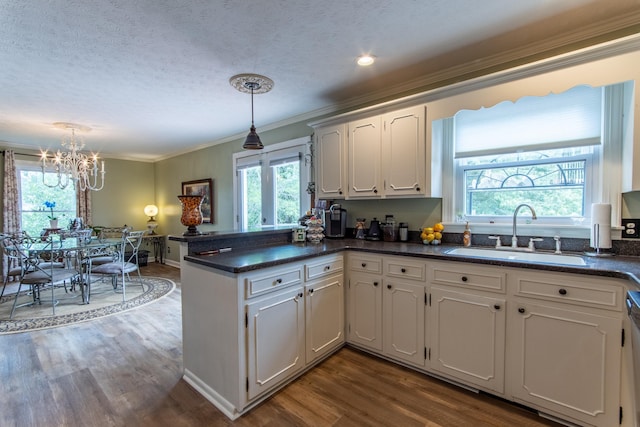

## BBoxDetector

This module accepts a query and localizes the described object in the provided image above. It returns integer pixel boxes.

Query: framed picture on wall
[182,178,214,223]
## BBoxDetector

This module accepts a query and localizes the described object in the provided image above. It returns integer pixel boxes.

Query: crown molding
[158,13,640,162]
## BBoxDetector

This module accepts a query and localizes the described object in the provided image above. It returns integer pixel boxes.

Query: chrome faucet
[512,204,537,249]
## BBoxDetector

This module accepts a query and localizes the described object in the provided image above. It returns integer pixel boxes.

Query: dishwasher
[626,290,640,424]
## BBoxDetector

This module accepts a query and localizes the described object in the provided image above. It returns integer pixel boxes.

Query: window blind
[454,85,602,159]
[268,147,302,167]
[236,154,261,170]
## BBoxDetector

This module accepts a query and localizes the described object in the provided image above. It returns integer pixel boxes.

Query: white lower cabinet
[382,256,427,368]
[181,254,344,420]
[246,286,305,400]
[509,271,625,427]
[428,262,507,393]
[429,287,506,394]
[184,249,629,426]
[348,271,383,351]
[348,254,427,367]
[510,301,621,427]
[383,278,426,367]
[305,273,344,364]
[345,256,629,427]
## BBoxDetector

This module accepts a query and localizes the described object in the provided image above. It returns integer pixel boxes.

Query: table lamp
[144,204,159,234]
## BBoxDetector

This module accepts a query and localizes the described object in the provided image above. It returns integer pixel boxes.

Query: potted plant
[44,200,58,229]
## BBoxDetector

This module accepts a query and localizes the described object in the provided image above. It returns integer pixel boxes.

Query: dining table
[25,236,122,305]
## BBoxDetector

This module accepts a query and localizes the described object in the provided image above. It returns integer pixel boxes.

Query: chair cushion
[91,262,138,275]
[22,268,79,284]
[6,266,23,276]
[89,256,116,265]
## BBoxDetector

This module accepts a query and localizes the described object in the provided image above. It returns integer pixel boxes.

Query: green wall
[337,199,442,234]
[90,158,155,230]
[0,149,154,234]
[623,192,640,217]
[155,121,314,261]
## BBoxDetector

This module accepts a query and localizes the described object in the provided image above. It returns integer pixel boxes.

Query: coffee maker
[324,204,347,238]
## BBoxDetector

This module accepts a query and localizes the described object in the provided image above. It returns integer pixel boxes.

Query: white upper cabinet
[313,104,435,200]
[314,105,432,200]
[315,123,347,199]
[348,116,383,198]
[347,106,427,199]
[382,106,426,197]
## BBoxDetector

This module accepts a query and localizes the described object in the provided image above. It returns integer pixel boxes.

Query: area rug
[0,276,175,334]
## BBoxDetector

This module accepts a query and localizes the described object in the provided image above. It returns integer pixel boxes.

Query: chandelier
[41,122,106,191]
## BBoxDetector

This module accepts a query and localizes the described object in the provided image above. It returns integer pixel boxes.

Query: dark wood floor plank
[0,263,562,427]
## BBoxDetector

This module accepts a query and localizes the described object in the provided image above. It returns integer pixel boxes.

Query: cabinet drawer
[349,255,383,274]
[430,263,505,293]
[306,255,344,281]
[384,258,426,281]
[245,266,303,298]
[514,274,623,311]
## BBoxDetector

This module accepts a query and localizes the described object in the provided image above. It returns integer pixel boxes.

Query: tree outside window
[18,168,76,236]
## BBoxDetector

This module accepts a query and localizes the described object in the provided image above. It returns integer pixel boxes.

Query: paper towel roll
[590,203,612,249]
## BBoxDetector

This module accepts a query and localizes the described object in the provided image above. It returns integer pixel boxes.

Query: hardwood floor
[0,262,561,427]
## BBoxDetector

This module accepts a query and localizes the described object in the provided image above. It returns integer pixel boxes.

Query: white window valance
[454,85,602,158]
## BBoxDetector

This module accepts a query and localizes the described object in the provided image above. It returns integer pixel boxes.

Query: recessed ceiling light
[357,55,375,66]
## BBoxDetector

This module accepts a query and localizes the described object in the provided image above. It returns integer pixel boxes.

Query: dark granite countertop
[183,239,640,287]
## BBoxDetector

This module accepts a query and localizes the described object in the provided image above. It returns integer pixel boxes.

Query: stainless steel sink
[445,247,587,266]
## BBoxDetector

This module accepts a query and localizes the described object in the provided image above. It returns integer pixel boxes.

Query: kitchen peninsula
[171,229,640,426]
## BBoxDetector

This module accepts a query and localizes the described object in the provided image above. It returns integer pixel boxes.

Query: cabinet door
[315,124,347,199]
[510,302,621,427]
[305,274,345,364]
[382,106,426,197]
[348,116,382,198]
[246,287,305,400]
[430,287,506,393]
[348,272,383,351]
[383,280,426,367]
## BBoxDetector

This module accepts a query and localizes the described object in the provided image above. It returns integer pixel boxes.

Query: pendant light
[229,74,274,150]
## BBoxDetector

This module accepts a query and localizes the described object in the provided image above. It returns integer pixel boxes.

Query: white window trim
[15,159,78,233]
[232,136,311,231]
[441,83,626,239]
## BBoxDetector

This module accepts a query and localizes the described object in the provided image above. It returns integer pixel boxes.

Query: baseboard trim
[183,369,240,420]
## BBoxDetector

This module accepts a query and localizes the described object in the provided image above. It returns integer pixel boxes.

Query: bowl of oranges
[421,223,444,245]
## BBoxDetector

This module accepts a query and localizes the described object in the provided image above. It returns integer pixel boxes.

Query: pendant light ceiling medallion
[229,74,274,150]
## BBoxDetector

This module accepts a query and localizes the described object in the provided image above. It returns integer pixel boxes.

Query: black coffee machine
[324,204,347,238]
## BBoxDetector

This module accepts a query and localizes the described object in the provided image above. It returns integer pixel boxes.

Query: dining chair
[1,231,68,301]
[88,230,145,302]
[90,226,131,266]
[0,232,33,300]
[9,234,82,319]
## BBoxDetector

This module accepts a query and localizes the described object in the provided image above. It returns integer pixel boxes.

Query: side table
[141,234,166,264]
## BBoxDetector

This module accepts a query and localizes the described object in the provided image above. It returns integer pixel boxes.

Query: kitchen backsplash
[345,228,640,257]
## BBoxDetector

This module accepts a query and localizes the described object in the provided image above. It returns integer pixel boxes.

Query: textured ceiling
[0,0,638,161]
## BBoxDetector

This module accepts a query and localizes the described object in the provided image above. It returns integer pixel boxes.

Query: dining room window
[16,161,77,236]
[233,137,311,231]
